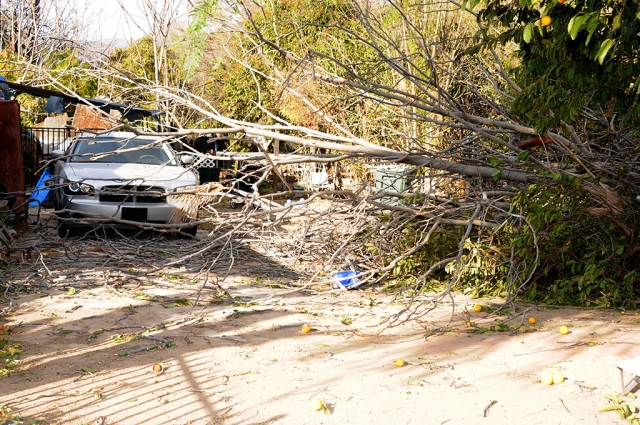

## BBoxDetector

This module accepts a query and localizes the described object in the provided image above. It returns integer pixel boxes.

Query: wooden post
[0,100,28,232]
[272,139,282,192]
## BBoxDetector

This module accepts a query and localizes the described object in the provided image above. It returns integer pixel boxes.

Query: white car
[50,132,199,237]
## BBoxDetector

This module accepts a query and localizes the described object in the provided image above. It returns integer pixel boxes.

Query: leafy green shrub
[511,178,639,307]
[445,236,513,298]
[373,177,639,307]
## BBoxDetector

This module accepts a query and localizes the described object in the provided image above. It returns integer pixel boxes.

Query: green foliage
[600,391,640,424]
[376,178,639,307]
[384,223,463,279]
[199,0,393,132]
[215,59,277,124]
[46,50,98,99]
[445,237,513,298]
[375,220,516,297]
[182,0,219,80]
[0,49,98,124]
[471,0,640,130]
[108,37,182,103]
[511,181,638,307]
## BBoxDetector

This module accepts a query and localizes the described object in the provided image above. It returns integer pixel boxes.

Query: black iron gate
[21,127,79,187]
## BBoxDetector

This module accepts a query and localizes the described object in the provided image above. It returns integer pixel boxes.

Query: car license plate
[122,207,148,222]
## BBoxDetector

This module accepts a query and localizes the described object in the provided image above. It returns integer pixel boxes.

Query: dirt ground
[2,223,640,424]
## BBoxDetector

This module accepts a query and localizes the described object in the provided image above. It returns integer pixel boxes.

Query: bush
[511,179,639,307]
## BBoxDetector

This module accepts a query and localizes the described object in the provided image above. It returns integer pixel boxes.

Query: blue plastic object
[29,169,51,207]
[333,270,362,289]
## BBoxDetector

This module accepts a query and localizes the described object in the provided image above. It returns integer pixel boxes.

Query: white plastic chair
[309,164,333,190]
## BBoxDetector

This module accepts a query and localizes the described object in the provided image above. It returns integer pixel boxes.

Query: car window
[70,138,176,165]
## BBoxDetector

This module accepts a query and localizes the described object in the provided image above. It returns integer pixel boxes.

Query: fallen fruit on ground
[153,363,163,372]
[301,324,312,333]
[310,398,323,411]
[541,15,552,26]
[529,317,536,324]
[473,304,482,312]
[541,370,554,385]
[552,372,565,384]
[395,359,405,367]
[559,325,569,335]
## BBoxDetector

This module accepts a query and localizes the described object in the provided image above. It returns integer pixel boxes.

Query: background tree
[472,0,640,130]
[0,0,84,58]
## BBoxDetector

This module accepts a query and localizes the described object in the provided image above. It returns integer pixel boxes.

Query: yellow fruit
[310,398,323,411]
[152,363,163,372]
[541,371,554,385]
[301,324,312,333]
[528,317,536,324]
[558,0,566,3]
[552,372,564,384]
[473,304,483,312]
[395,359,405,367]
[559,325,569,335]
[541,15,552,26]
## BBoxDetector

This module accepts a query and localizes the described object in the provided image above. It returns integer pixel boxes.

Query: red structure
[0,100,27,231]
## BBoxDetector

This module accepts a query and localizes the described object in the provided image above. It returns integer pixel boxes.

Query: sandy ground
[1,217,640,425]
[2,279,640,425]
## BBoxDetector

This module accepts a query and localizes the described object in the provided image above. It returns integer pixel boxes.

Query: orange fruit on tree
[473,304,483,312]
[310,398,324,411]
[541,15,552,26]
[301,323,312,333]
[559,325,569,335]
[528,317,536,324]
[558,0,566,3]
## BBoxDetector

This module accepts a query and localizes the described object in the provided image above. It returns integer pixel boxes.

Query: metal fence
[21,127,79,187]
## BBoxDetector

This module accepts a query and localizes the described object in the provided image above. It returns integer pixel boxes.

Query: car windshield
[69,138,177,165]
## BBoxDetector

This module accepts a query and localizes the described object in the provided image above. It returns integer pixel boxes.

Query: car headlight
[66,182,95,194]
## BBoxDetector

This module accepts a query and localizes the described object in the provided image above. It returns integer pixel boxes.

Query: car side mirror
[51,149,65,156]
[180,155,194,165]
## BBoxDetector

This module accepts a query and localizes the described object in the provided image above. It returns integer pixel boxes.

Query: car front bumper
[58,195,182,226]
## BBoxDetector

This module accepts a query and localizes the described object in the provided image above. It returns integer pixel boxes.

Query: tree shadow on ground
[1,227,639,424]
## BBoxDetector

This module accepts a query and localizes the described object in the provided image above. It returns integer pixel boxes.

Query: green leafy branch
[600,391,640,424]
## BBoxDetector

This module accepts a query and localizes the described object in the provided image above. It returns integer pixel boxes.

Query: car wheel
[57,221,77,238]
[53,191,61,210]
[230,201,238,209]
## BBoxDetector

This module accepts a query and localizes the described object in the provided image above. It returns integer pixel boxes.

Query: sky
[77,0,189,43]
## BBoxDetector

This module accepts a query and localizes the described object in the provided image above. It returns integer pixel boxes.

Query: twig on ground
[191,388,232,399]
[483,400,497,417]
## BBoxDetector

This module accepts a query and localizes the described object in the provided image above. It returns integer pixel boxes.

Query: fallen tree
[2,0,639,325]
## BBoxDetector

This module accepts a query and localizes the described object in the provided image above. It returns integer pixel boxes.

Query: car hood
[64,162,196,190]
